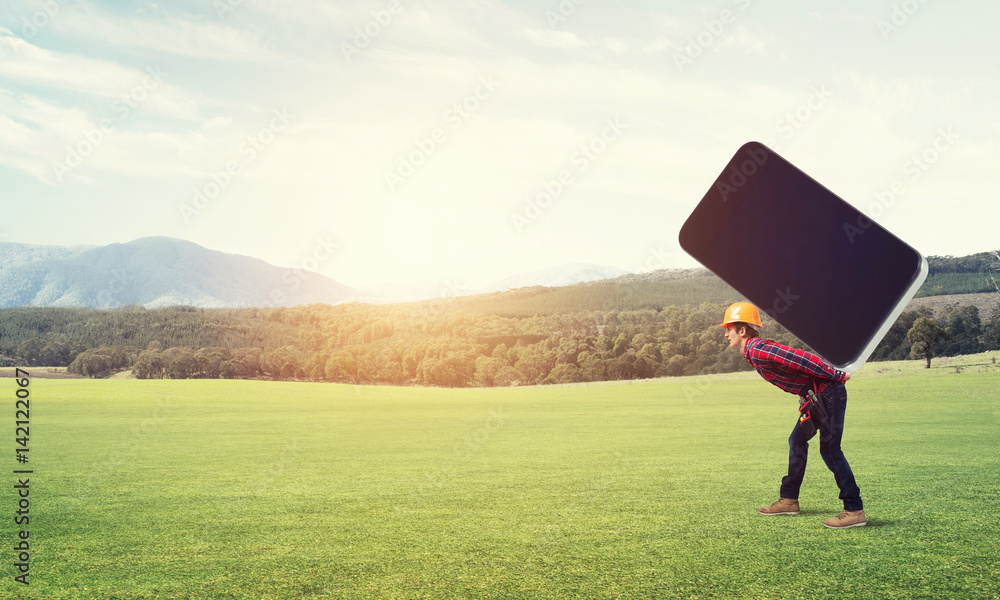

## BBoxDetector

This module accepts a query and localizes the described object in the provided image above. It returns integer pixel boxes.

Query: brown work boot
[758,498,800,515]
[824,509,867,529]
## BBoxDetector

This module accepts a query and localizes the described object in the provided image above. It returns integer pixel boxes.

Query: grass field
[3,353,999,599]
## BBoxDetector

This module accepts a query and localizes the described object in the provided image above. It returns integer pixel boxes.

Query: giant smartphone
[679,142,928,372]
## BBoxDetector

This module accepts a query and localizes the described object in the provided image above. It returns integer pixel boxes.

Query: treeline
[869,304,997,364]
[0,305,299,360]
[437,253,996,318]
[5,298,991,385]
[917,251,1000,297]
[62,303,789,384]
[926,252,1000,275]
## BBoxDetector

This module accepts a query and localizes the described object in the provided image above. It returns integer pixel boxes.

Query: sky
[0,0,997,290]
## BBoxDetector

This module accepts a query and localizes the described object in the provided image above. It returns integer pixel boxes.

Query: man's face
[724,324,743,348]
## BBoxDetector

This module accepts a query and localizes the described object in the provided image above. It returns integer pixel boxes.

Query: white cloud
[639,36,670,54]
[0,32,219,123]
[604,37,628,54]
[203,116,234,130]
[0,30,135,96]
[1,1,996,285]
[517,28,588,49]
[0,81,231,185]
[4,4,306,66]
[719,26,772,54]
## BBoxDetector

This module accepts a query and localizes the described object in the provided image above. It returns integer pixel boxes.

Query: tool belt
[797,382,832,439]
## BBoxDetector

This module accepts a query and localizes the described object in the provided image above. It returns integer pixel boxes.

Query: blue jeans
[779,382,863,511]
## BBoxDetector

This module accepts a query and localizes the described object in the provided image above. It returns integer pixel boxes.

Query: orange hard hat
[719,302,763,328]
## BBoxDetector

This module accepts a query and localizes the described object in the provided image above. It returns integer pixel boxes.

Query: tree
[611,333,630,357]
[606,352,636,380]
[68,350,114,378]
[493,366,520,387]
[872,307,933,361]
[577,351,608,381]
[106,345,131,370]
[664,354,688,377]
[402,343,428,379]
[326,350,357,383]
[543,363,582,385]
[263,347,299,380]
[513,348,555,385]
[937,305,984,356]
[232,348,263,377]
[194,347,231,378]
[83,354,114,378]
[166,349,198,379]
[473,356,506,387]
[133,349,165,379]
[422,358,461,386]
[16,339,45,366]
[67,347,124,378]
[635,343,662,379]
[907,317,951,368]
[220,358,251,379]
[376,362,405,385]
[984,309,1000,351]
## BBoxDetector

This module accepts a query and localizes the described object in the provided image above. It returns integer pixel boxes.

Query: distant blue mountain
[0,237,358,308]
[482,263,631,292]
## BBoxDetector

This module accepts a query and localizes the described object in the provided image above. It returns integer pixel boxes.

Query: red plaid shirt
[742,337,846,397]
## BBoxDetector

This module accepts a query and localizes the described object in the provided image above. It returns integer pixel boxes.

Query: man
[720,301,866,529]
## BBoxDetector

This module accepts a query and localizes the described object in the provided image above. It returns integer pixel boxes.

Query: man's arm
[759,341,848,383]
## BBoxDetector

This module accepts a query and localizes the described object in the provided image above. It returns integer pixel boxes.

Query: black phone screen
[679,142,927,369]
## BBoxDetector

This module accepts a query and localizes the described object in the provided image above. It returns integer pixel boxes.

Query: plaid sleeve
[768,343,846,382]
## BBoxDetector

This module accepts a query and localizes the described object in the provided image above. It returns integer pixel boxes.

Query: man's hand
[844,372,852,382]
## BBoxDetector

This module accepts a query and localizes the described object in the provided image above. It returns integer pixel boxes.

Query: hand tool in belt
[804,387,830,431]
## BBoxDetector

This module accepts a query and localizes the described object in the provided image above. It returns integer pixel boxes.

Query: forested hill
[917,251,1000,297]
[440,268,742,317]
[0,252,996,386]
[440,252,999,317]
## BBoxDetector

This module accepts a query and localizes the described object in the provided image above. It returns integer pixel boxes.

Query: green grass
[4,353,999,599]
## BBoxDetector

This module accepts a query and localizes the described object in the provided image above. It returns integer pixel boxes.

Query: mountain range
[354,263,631,304]
[0,237,631,308]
